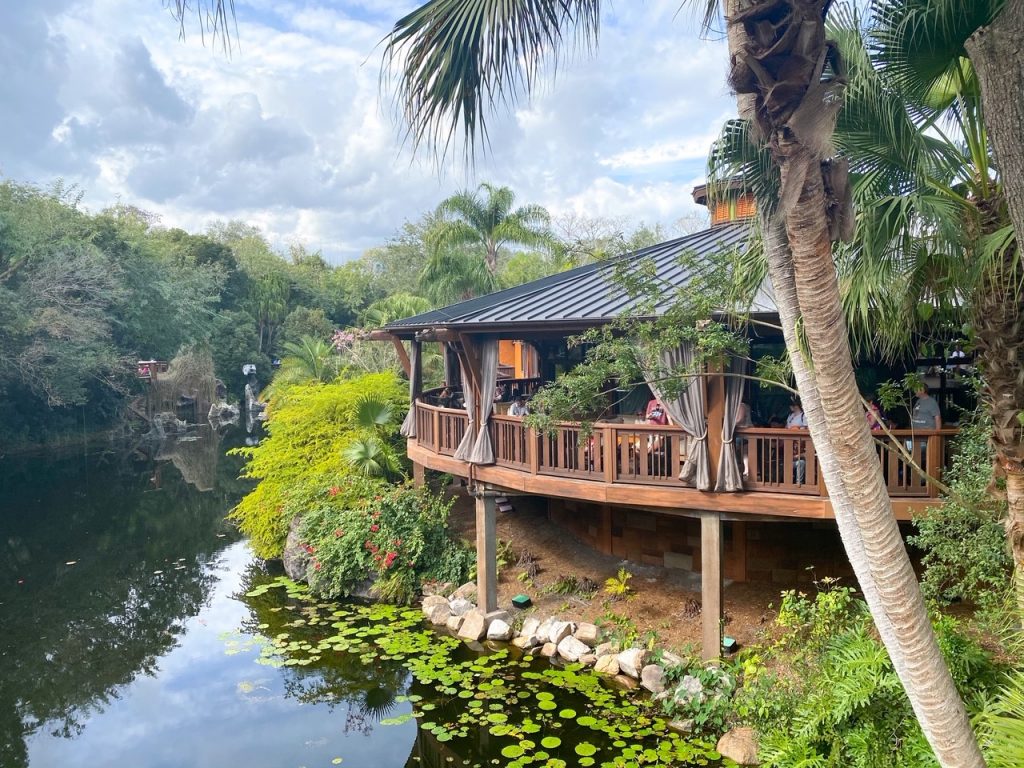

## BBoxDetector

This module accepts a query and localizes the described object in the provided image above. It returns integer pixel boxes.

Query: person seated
[865,398,885,431]
[786,397,807,484]
[645,400,668,425]
[437,387,453,407]
[509,396,530,417]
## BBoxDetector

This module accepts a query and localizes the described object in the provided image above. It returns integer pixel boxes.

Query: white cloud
[0,0,736,262]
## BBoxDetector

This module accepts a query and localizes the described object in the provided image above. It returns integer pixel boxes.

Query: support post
[706,360,726,486]
[700,511,723,662]
[475,491,498,612]
[412,462,425,488]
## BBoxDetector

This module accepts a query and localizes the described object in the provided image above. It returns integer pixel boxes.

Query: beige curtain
[468,339,499,464]
[715,356,746,492]
[399,340,421,438]
[453,357,476,461]
[645,342,711,490]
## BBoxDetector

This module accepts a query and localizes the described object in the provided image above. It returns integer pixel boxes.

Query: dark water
[1,428,720,768]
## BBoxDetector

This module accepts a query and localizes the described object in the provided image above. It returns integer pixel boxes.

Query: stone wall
[547,498,859,584]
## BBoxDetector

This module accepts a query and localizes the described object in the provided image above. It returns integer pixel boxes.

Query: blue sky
[0,1,736,261]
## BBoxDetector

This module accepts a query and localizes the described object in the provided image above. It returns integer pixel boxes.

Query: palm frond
[382,0,601,158]
[354,394,395,429]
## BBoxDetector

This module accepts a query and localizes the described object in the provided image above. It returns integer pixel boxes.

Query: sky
[1,0,737,262]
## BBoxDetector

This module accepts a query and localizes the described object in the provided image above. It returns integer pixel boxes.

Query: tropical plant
[381,2,984,762]
[419,246,497,305]
[977,670,1024,768]
[603,567,633,600]
[342,394,404,479]
[359,293,433,329]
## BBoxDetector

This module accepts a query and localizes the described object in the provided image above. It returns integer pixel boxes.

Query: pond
[0,427,726,768]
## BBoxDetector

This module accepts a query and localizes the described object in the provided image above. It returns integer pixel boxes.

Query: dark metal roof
[384,221,773,334]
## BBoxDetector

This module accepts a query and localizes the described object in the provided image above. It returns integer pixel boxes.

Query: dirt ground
[445,488,793,654]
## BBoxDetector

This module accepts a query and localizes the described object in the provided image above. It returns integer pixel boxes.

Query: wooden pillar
[412,462,426,487]
[475,492,498,612]
[700,511,723,662]
[706,360,727,486]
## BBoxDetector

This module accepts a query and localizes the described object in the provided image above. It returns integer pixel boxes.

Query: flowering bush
[299,483,473,604]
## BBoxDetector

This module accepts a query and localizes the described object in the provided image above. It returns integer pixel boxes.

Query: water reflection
[0,427,247,767]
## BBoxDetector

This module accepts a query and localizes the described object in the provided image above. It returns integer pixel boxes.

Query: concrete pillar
[701,511,723,662]
[475,493,498,612]
[412,462,426,488]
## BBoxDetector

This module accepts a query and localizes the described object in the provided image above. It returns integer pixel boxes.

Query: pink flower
[328,486,340,497]
[370,524,379,533]
[314,562,322,571]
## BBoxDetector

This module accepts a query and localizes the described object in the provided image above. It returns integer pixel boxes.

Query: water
[1,428,721,768]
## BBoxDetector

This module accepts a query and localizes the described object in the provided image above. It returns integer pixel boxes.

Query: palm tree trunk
[485,241,499,275]
[779,157,984,767]
[966,1,1024,625]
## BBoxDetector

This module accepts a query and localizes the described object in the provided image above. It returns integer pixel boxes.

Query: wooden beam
[475,493,498,612]
[392,338,412,377]
[706,360,726,486]
[701,511,723,662]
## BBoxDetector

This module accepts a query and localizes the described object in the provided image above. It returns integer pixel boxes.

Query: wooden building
[374,187,962,659]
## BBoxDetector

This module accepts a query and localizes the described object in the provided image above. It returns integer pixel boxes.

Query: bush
[228,372,407,558]
[299,483,473,603]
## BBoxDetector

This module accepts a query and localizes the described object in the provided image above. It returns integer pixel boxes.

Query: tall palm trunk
[966,1,1024,623]
[485,240,499,275]
[725,1,983,763]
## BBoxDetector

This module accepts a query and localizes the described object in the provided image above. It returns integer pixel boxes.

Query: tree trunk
[485,241,499,275]
[966,1,1024,624]
[780,156,984,767]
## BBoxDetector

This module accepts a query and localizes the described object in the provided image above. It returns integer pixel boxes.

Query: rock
[485,609,512,625]
[486,619,514,641]
[549,621,576,644]
[535,618,555,644]
[421,581,454,597]
[281,516,311,581]
[660,650,684,669]
[579,654,598,666]
[421,595,449,616]
[556,635,590,662]
[613,674,639,690]
[594,641,620,658]
[426,603,451,625]
[617,648,650,679]
[520,617,541,638]
[512,636,539,651]
[458,609,487,641]
[450,582,477,602]
[641,664,667,694]
[574,622,600,644]
[668,719,695,735]
[464,640,486,653]
[594,655,620,676]
[672,675,705,708]
[539,642,558,658]
[445,614,465,632]
[717,727,759,766]
[449,598,474,617]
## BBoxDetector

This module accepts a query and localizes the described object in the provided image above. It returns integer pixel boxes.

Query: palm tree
[382,2,983,764]
[430,183,555,275]
[359,293,433,328]
[419,247,497,305]
[264,336,340,401]
[342,394,402,478]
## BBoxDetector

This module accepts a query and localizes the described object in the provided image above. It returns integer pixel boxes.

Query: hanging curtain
[399,340,422,438]
[453,353,476,460]
[715,356,747,492]
[468,339,499,464]
[644,342,711,490]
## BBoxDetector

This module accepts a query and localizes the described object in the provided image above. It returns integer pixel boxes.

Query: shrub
[228,371,407,559]
[299,483,473,604]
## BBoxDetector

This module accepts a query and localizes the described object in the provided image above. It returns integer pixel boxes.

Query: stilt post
[474,488,498,612]
[700,511,723,662]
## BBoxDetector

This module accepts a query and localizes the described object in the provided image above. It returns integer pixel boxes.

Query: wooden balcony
[409,401,957,522]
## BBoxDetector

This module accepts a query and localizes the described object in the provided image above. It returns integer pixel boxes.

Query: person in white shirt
[785,398,807,484]
[509,396,529,417]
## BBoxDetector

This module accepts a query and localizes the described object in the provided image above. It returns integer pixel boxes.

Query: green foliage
[661,659,735,734]
[909,411,1012,615]
[299,483,472,604]
[228,372,407,558]
[544,574,598,598]
[977,669,1024,768]
[603,567,634,599]
[280,306,335,345]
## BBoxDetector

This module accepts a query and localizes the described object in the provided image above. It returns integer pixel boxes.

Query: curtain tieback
[695,430,708,441]
[722,438,734,444]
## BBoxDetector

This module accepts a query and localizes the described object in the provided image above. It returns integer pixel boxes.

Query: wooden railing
[412,402,955,499]
[420,378,542,408]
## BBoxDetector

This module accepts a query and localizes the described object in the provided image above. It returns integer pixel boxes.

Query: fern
[976,670,1024,768]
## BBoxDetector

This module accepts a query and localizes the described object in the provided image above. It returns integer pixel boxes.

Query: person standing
[786,398,807,484]
[911,385,942,431]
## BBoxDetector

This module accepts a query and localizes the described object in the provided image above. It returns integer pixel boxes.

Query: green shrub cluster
[300,483,473,604]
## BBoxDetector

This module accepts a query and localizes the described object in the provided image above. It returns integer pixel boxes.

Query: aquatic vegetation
[236,576,731,767]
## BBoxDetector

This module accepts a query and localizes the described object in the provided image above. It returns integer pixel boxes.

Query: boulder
[458,609,487,641]
[520,617,542,638]
[613,673,639,690]
[421,581,454,597]
[641,664,667,694]
[574,622,600,644]
[556,635,590,662]
[579,653,598,666]
[535,618,555,644]
[445,614,465,633]
[549,621,576,644]
[449,598,474,617]
[450,582,477,602]
[485,609,512,625]
[660,650,685,669]
[594,655,620,676]
[717,727,759,766]
[486,619,514,641]
[426,603,451,625]
[539,642,558,658]
[594,641,620,658]
[616,648,650,679]
[668,719,695,735]
[421,595,449,616]
[672,674,705,707]
[281,516,311,581]
[512,636,539,651]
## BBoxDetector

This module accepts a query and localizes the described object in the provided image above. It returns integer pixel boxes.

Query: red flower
[328,486,340,497]
[304,544,315,554]
[370,524,379,533]
[393,539,402,547]
[334,529,344,538]
[314,562,322,571]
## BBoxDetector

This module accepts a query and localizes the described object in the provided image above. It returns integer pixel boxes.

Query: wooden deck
[411,402,956,522]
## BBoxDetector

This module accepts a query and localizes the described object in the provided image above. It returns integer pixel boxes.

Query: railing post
[927,432,943,498]
[527,426,539,475]
[432,407,441,453]
[603,426,615,483]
